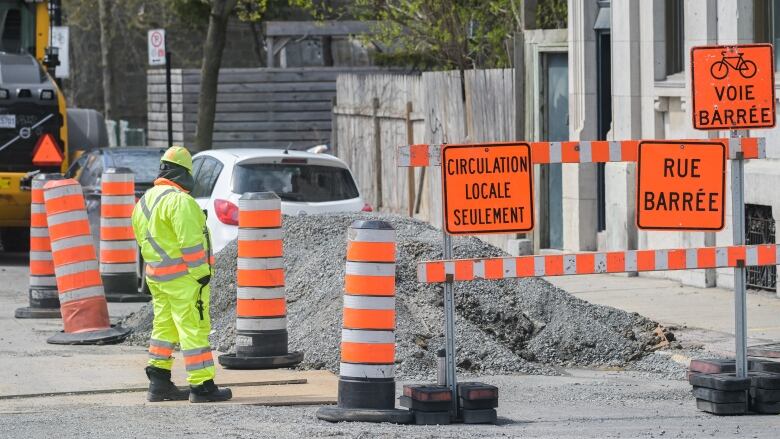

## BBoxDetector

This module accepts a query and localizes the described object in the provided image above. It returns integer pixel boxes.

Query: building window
[665,0,684,75]
[755,0,780,70]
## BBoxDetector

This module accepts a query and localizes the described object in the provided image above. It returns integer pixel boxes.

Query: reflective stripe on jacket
[131,179,211,282]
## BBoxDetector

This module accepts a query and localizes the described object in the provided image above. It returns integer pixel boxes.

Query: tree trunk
[97,0,112,120]
[248,21,265,66]
[195,0,238,151]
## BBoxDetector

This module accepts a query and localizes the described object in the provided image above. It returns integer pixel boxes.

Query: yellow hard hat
[161,145,193,173]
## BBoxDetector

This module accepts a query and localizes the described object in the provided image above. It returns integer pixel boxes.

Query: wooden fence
[147,67,379,149]
[334,69,516,250]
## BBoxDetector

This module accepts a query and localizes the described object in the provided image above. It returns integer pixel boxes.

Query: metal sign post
[148,29,171,147]
[165,51,173,148]
[442,231,458,417]
[690,42,775,380]
[730,130,748,378]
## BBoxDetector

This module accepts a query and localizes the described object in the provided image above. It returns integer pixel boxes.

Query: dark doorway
[540,52,568,249]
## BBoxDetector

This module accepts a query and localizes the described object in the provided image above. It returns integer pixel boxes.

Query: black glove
[197,275,211,286]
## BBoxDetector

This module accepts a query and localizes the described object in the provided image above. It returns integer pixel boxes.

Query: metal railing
[746,205,776,291]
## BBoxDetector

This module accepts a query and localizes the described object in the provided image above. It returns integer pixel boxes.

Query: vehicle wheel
[1,228,30,252]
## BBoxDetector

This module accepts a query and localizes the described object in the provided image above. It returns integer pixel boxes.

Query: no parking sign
[148,29,166,66]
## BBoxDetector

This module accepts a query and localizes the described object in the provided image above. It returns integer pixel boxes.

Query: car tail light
[214,199,239,225]
[361,203,373,212]
[281,158,308,164]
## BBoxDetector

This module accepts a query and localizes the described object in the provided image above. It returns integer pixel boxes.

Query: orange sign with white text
[691,44,776,130]
[442,143,534,235]
[636,141,726,231]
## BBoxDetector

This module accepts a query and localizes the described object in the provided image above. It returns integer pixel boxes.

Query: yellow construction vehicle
[0,0,105,251]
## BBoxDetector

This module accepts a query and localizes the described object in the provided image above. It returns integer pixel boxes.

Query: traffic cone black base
[14,306,61,319]
[103,274,150,302]
[47,325,130,345]
[104,294,151,303]
[315,406,413,424]
[217,351,303,370]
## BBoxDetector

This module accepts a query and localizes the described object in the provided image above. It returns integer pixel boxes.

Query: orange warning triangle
[32,134,64,167]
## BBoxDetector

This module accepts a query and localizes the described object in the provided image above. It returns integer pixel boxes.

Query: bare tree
[194,0,238,151]
[97,0,112,119]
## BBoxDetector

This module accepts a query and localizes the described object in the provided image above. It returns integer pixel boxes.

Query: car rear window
[233,163,359,202]
[110,150,164,183]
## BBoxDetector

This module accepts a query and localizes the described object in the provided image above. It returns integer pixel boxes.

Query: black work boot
[189,379,233,403]
[146,366,189,402]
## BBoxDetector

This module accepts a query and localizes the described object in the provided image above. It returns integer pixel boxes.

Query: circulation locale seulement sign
[691,44,775,130]
[441,143,534,235]
[636,141,726,231]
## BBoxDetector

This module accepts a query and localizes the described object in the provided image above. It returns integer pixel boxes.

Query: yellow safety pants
[146,275,215,385]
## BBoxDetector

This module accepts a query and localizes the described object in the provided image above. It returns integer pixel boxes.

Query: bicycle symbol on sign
[710,50,757,79]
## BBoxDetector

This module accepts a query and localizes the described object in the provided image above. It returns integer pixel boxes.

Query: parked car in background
[65,147,166,292]
[191,148,369,253]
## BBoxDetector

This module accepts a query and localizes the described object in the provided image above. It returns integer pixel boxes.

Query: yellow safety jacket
[131,178,212,283]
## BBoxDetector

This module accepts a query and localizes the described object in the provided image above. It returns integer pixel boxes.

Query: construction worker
[131,146,232,403]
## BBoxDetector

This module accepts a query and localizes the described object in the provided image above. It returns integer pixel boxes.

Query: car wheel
[1,228,30,252]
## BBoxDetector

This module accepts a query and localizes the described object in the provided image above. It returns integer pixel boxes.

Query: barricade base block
[689,358,736,375]
[399,395,451,412]
[15,287,61,318]
[689,373,751,391]
[750,399,780,414]
[14,306,61,319]
[316,378,412,424]
[751,387,780,402]
[102,274,149,303]
[47,325,131,345]
[696,399,747,415]
[410,410,451,425]
[461,408,498,424]
[217,351,303,369]
[460,397,499,410]
[750,371,780,389]
[692,386,747,404]
[749,359,780,373]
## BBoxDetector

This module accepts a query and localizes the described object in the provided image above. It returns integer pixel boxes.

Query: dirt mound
[121,213,662,379]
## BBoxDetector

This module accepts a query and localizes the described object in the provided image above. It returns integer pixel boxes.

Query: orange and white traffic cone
[316,220,411,423]
[99,168,146,302]
[15,173,63,319]
[43,178,130,344]
[218,192,303,369]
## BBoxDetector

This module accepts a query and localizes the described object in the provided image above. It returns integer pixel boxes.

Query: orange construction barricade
[219,192,303,369]
[15,173,63,319]
[316,220,411,424]
[43,178,130,344]
[99,168,146,302]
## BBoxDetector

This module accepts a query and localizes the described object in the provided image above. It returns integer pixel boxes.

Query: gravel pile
[121,213,666,379]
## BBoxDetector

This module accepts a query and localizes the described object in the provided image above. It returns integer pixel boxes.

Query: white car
[191,148,370,253]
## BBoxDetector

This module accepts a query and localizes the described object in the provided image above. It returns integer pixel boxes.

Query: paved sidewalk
[548,273,780,354]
